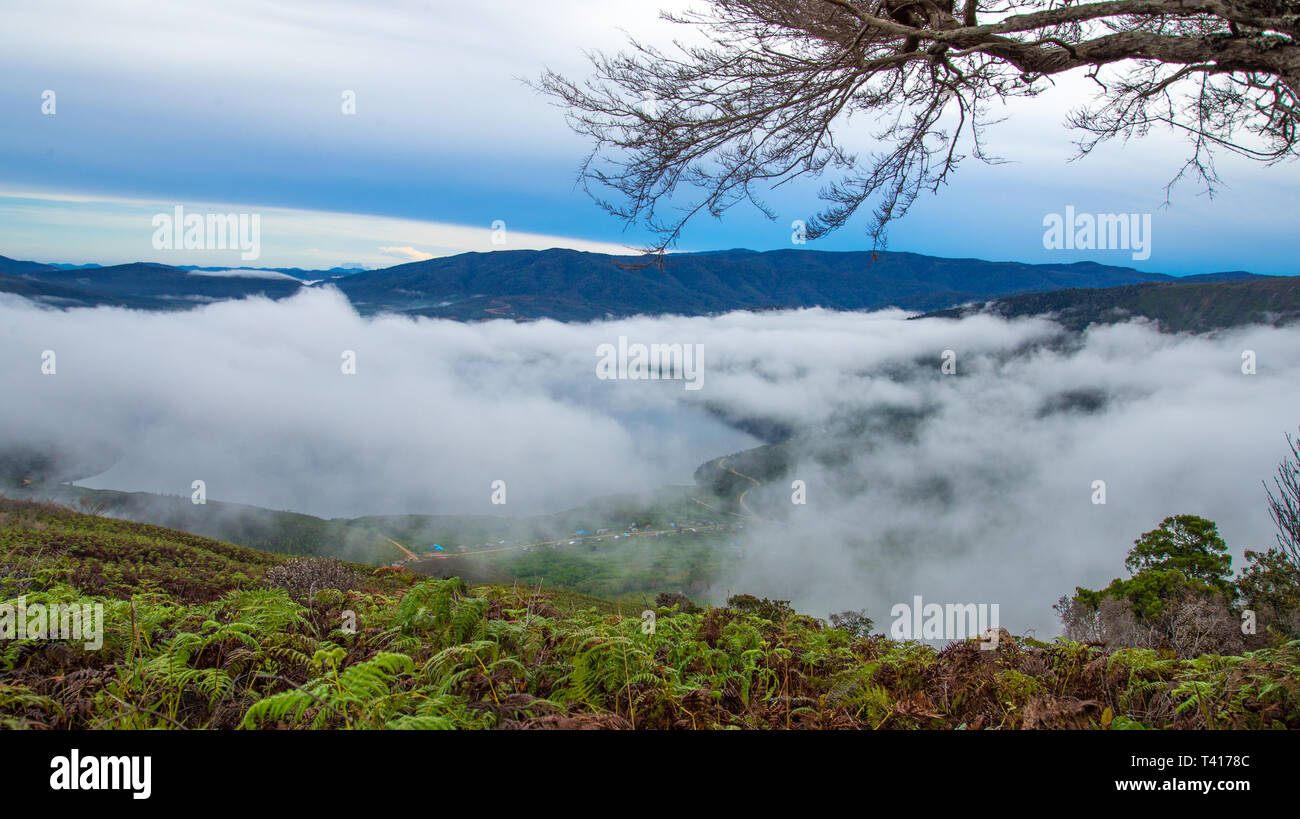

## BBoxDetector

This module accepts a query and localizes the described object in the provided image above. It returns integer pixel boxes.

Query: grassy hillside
[6,484,399,564]
[0,497,287,603]
[2,498,1297,730]
[9,483,743,602]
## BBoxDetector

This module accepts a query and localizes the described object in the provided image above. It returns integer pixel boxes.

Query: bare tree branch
[537,0,1300,252]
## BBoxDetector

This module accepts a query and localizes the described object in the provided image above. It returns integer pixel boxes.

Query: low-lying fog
[3,286,1296,634]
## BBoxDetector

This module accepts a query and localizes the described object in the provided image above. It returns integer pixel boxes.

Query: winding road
[717,456,762,520]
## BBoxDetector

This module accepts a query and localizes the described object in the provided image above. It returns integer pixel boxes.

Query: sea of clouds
[3,286,1296,634]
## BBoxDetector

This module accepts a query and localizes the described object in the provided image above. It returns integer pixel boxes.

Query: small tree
[829,609,874,638]
[655,591,701,613]
[1165,593,1243,655]
[727,593,795,622]
[1236,547,1300,639]
[1055,593,1158,647]
[1059,514,1236,653]
[1238,548,1300,613]
[1124,514,1233,597]
[1264,428,1300,568]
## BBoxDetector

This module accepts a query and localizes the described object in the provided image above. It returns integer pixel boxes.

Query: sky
[1,0,1297,274]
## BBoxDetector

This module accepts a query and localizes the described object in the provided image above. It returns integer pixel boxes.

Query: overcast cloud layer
[3,289,1297,633]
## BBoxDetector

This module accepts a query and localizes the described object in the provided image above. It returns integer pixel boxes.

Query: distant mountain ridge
[0,260,302,309]
[330,248,1260,320]
[0,248,1286,323]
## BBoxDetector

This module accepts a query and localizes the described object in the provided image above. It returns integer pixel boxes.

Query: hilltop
[918,275,1300,333]
[2,249,1278,322]
[328,248,1206,320]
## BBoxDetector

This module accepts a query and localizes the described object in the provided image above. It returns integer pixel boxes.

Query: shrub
[1162,593,1243,657]
[265,557,362,601]
[654,592,699,613]
[1236,548,1300,641]
[726,593,794,623]
[829,609,874,638]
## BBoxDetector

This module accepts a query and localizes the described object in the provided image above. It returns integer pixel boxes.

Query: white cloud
[2,290,1296,636]
[0,190,643,268]
[378,246,436,262]
[187,268,300,280]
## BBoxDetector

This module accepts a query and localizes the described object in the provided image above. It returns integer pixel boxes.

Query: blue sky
[2,0,1297,274]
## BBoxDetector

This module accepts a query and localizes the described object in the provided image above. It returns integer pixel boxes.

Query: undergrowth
[3,498,1298,730]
